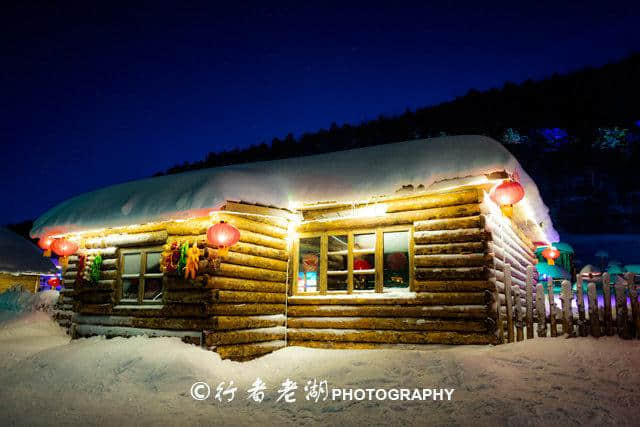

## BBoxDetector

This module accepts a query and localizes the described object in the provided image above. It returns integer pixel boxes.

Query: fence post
[547,277,557,337]
[561,280,574,337]
[587,282,600,337]
[536,283,546,337]
[525,266,534,339]
[615,280,629,339]
[576,274,587,336]
[503,263,514,343]
[626,272,638,339]
[491,278,504,344]
[602,272,613,336]
[514,284,524,342]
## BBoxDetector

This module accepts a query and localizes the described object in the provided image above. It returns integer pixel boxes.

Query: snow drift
[31,136,558,242]
[0,308,638,426]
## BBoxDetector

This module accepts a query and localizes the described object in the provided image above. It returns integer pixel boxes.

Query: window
[294,227,412,295]
[383,231,410,289]
[297,237,321,293]
[119,247,164,304]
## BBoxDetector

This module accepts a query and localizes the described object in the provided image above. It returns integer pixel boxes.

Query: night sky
[2,1,639,226]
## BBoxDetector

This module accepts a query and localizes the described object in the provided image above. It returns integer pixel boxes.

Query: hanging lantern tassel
[38,236,55,258]
[51,238,79,272]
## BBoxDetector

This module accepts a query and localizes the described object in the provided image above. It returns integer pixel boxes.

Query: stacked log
[70,208,289,354]
[198,209,290,360]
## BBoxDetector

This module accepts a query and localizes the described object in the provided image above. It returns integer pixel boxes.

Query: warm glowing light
[38,236,55,250]
[490,180,525,218]
[207,221,241,251]
[51,239,78,257]
[542,246,560,265]
[47,277,61,288]
[354,204,387,218]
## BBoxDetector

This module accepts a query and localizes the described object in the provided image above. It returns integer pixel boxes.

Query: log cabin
[0,227,57,294]
[30,136,558,360]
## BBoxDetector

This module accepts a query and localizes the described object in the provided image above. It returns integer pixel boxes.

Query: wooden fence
[500,265,640,341]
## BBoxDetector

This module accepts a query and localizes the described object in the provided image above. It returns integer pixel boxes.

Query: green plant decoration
[177,242,189,277]
[90,254,103,284]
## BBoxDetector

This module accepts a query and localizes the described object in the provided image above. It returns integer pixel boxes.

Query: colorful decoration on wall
[207,221,241,256]
[542,246,560,265]
[490,179,525,218]
[185,242,201,280]
[38,235,55,257]
[51,238,79,269]
[177,242,189,276]
[74,254,85,286]
[89,253,103,284]
[161,242,181,274]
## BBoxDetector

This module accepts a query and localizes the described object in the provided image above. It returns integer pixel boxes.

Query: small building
[0,227,58,293]
[31,136,558,359]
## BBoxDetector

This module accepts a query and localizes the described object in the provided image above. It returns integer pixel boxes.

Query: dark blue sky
[2,1,639,225]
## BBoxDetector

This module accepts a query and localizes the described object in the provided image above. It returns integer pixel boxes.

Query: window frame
[292,225,414,295]
[117,246,165,305]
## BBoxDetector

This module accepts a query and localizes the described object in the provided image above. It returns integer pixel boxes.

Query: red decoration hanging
[354,258,372,270]
[51,239,78,256]
[302,253,319,272]
[38,235,55,250]
[47,277,61,288]
[490,180,525,217]
[207,221,240,256]
[76,254,86,285]
[490,180,525,206]
[51,239,78,269]
[542,246,560,265]
[38,235,55,257]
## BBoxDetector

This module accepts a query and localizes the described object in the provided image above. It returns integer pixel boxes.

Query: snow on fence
[501,263,640,341]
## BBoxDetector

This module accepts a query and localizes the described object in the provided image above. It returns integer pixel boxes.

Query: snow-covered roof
[0,228,57,275]
[31,136,558,242]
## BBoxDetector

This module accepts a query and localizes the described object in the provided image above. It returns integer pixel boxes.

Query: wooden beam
[414,242,485,255]
[298,203,481,233]
[286,304,488,319]
[414,215,483,232]
[287,328,493,345]
[286,316,488,332]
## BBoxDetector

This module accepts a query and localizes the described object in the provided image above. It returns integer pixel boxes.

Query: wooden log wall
[481,196,537,343]
[290,187,497,348]
[65,204,292,358]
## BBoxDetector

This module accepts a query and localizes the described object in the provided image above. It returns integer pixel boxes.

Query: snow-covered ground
[1,295,639,426]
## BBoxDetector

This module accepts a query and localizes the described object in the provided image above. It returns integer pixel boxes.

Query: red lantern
[490,180,525,217]
[51,238,78,269]
[47,277,61,288]
[542,246,560,265]
[207,221,240,256]
[38,235,55,257]
[51,239,78,257]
